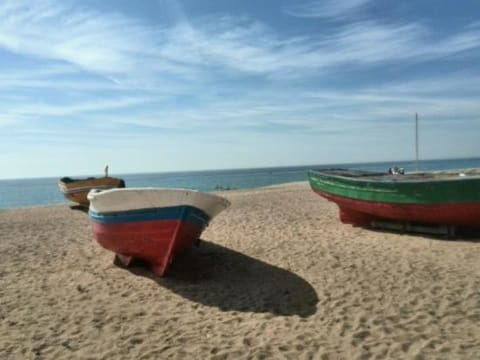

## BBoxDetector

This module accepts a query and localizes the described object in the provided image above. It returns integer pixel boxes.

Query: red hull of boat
[314,189,480,227]
[91,220,203,276]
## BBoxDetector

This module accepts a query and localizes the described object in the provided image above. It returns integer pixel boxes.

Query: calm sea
[1,157,480,210]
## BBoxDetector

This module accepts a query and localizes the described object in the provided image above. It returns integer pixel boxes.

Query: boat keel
[113,253,172,277]
[114,254,134,268]
[371,220,457,239]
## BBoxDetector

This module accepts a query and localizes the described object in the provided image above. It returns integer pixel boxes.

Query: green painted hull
[308,168,480,204]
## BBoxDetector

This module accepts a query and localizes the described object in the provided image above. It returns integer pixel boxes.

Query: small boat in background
[87,188,230,277]
[308,168,480,230]
[58,176,125,206]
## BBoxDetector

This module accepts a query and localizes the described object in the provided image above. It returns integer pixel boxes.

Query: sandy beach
[1,182,479,359]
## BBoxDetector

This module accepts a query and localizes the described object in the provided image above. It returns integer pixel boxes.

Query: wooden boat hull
[58,177,125,206]
[90,206,208,276]
[313,189,480,227]
[308,168,480,227]
[88,188,230,276]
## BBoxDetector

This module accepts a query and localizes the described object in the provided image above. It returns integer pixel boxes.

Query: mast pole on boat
[415,113,419,171]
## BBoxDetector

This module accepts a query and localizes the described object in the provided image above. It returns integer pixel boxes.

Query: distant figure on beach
[104,165,109,177]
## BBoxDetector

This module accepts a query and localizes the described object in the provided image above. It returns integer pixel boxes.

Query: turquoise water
[1,157,480,210]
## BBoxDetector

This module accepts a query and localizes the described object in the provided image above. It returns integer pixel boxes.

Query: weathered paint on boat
[308,168,480,227]
[88,188,230,277]
[89,206,209,276]
[58,176,125,206]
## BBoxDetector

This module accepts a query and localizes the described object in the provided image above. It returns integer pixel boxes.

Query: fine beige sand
[1,182,479,359]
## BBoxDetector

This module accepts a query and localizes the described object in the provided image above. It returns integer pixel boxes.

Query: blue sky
[1,0,479,179]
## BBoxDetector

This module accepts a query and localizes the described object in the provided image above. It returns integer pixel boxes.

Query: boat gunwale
[87,187,231,207]
[308,168,480,184]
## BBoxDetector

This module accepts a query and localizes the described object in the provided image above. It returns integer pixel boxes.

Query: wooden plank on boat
[371,220,456,239]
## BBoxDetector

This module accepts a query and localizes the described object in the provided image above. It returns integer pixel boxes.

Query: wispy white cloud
[364,72,480,96]
[2,0,480,83]
[1,96,154,123]
[0,0,479,165]
[0,64,118,91]
[0,1,162,76]
[283,0,372,19]
[70,69,480,136]
[146,18,480,82]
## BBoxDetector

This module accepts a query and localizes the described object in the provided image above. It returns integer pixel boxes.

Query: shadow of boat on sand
[124,240,319,318]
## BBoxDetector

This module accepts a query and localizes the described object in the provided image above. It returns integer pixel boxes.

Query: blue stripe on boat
[88,205,210,227]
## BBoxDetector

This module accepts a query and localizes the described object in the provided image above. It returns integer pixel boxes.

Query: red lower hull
[314,190,480,227]
[91,220,204,276]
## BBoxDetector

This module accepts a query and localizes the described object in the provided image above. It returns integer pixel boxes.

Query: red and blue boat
[88,188,230,276]
[308,168,480,228]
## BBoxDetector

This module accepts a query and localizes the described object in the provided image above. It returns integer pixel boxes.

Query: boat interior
[315,168,480,180]
[60,177,97,183]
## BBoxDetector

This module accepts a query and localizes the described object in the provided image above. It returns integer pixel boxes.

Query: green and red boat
[308,168,480,228]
